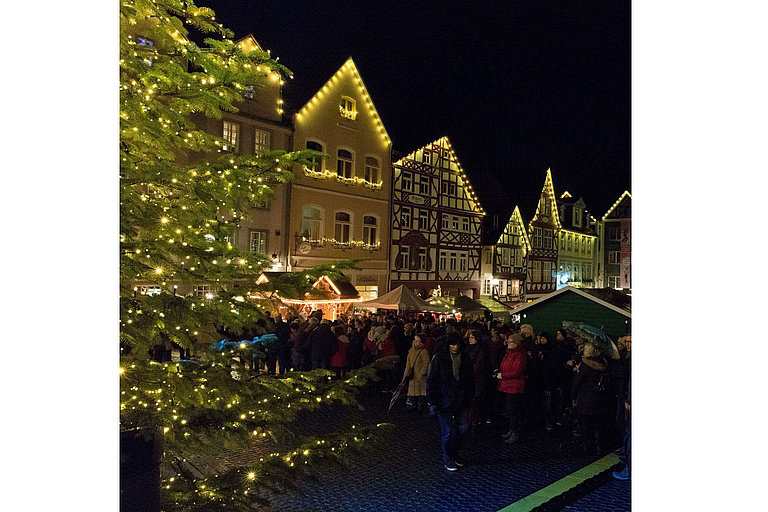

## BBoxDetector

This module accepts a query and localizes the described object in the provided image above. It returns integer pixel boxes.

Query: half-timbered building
[480,206,531,304]
[526,169,561,300]
[390,136,485,298]
[289,57,392,301]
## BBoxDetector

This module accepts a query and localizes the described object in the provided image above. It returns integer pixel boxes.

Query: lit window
[365,157,379,184]
[418,209,429,230]
[418,247,428,269]
[254,129,271,154]
[357,285,378,301]
[193,285,212,298]
[339,96,357,119]
[401,206,411,228]
[423,151,431,165]
[483,279,492,295]
[250,230,267,254]
[222,121,240,152]
[139,285,161,296]
[337,149,353,179]
[306,141,324,172]
[363,216,377,246]
[334,212,351,243]
[402,171,412,191]
[301,206,322,240]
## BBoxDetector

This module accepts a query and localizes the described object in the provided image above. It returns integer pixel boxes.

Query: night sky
[198,0,630,221]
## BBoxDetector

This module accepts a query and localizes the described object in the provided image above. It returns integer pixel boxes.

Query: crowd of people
[251,308,631,477]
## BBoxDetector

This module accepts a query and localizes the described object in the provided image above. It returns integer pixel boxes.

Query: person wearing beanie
[426,334,475,471]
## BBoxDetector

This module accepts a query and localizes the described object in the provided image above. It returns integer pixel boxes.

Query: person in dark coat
[267,316,291,375]
[537,332,566,431]
[464,329,489,429]
[426,334,475,471]
[571,342,611,455]
[612,335,631,478]
[347,320,365,370]
[310,320,336,370]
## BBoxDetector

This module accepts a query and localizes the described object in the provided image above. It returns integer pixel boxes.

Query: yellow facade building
[289,58,393,300]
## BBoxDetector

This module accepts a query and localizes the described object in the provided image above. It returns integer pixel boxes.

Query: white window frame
[532,260,542,282]
[418,174,430,195]
[301,205,323,240]
[423,151,431,165]
[222,120,240,152]
[334,211,351,244]
[452,216,459,231]
[439,251,447,271]
[364,156,380,184]
[401,206,411,228]
[249,230,268,254]
[400,246,410,270]
[362,215,378,246]
[401,171,412,191]
[534,227,542,248]
[139,285,161,296]
[483,279,492,295]
[337,149,354,179]
[254,129,271,154]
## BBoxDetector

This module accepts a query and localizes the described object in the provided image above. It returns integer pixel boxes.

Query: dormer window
[573,207,582,227]
[339,96,357,120]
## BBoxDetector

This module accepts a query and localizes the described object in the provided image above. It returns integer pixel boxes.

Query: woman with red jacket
[497,332,527,444]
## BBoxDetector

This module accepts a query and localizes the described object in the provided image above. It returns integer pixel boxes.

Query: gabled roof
[603,190,632,220]
[511,286,631,318]
[236,34,264,53]
[495,206,532,251]
[531,168,561,229]
[295,57,391,146]
[395,136,485,215]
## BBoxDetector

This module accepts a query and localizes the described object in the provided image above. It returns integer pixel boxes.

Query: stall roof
[512,286,631,318]
[359,285,451,312]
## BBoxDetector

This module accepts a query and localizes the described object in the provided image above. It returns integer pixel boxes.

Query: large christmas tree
[120,1,387,510]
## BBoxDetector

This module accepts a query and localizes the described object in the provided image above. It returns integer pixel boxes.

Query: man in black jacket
[310,320,335,370]
[426,334,475,471]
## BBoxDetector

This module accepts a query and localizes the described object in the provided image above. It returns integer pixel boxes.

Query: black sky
[198,0,630,220]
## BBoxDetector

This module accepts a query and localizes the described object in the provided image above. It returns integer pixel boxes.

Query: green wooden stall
[511,287,631,340]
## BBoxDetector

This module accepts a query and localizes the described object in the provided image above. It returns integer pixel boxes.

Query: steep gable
[295,57,391,147]
[395,136,485,215]
[498,205,532,252]
[603,190,632,220]
[530,168,561,229]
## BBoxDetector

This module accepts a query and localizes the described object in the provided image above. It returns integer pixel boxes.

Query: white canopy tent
[357,285,452,313]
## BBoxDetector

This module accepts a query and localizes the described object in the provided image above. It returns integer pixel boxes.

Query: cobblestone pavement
[562,477,631,511]
[266,388,630,511]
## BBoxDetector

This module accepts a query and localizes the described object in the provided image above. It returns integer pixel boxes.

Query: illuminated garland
[301,237,381,251]
[339,105,358,120]
[603,190,632,219]
[302,166,383,189]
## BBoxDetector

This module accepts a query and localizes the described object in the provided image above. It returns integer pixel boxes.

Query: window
[449,252,458,271]
[418,175,430,194]
[560,232,566,250]
[459,253,467,272]
[502,247,511,266]
[357,285,379,302]
[483,279,492,295]
[306,141,324,172]
[402,171,412,191]
[608,251,620,264]
[365,157,379,184]
[534,227,542,248]
[573,208,582,227]
[439,251,447,271]
[514,249,523,267]
[441,215,449,229]
[400,246,410,270]
[461,217,470,232]
[567,233,573,251]
[334,212,351,243]
[573,263,580,282]
[339,96,357,119]
[542,197,550,215]
[301,206,322,239]
[584,263,592,281]
[581,236,586,254]
[418,247,428,269]
[609,226,621,241]
[363,216,377,246]
[401,207,411,228]
[222,121,240,152]
[587,239,592,255]
[452,216,459,231]
[337,149,353,179]
[254,129,271,154]
[139,285,161,296]
[484,248,492,265]
[223,228,237,245]
[532,260,542,282]
[609,275,621,288]
[418,209,429,230]
[250,230,268,254]
[423,151,431,164]
[544,229,552,249]
[194,285,212,298]
[449,183,457,195]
